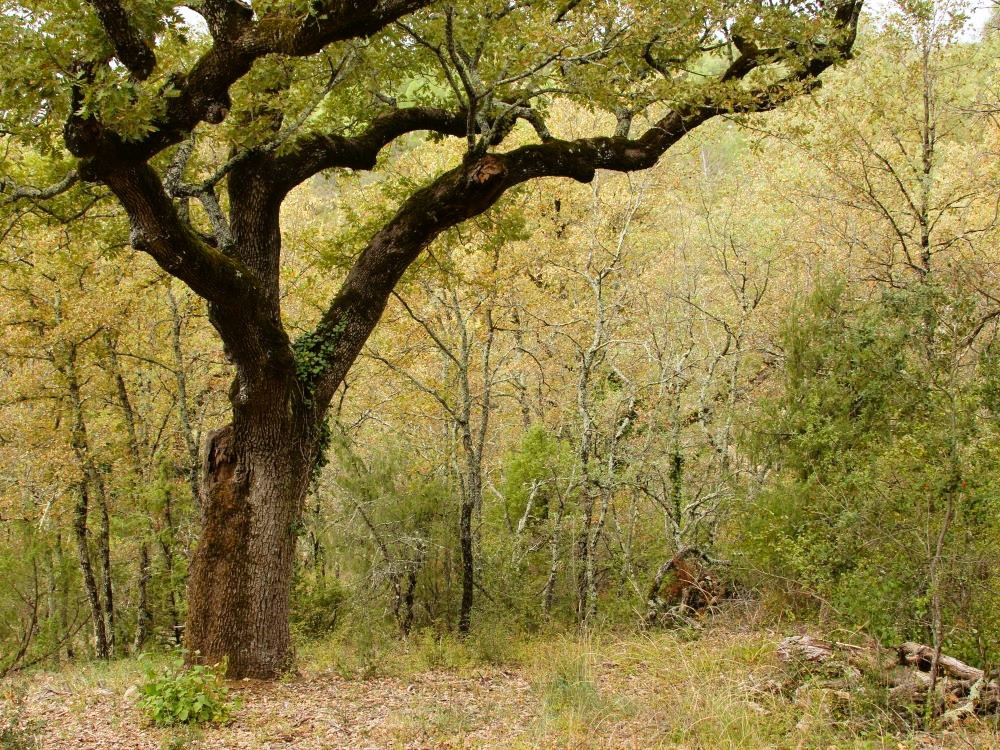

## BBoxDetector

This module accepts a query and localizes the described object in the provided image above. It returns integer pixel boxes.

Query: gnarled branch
[270,106,470,192]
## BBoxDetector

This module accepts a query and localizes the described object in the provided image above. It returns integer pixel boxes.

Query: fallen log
[776,635,881,671]
[898,642,984,682]
[777,635,837,664]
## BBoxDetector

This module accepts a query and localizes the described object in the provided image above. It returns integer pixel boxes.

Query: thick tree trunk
[185,415,315,679]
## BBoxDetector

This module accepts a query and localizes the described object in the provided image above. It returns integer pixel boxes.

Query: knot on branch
[129,222,150,251]
[77,159,102,183]
[204,100,231,125]
[181,79,232,126]
[462,155,507,216]
[63,62,105,160]
[64,117,104,159]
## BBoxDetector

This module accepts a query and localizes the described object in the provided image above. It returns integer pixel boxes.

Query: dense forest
[0,0,999,747]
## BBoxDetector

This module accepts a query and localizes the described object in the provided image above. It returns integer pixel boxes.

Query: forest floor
[4,624,999,750]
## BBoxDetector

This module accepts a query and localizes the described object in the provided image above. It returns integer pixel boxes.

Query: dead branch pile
[777,635,999,724]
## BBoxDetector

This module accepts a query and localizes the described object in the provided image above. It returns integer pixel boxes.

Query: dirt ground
[22,669,541,750]
[9,630,1000,749]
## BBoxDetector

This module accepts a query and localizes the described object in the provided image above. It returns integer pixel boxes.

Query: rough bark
[458,495,475,633]
[185,394,317,677]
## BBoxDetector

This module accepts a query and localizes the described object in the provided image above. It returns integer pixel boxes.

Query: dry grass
[3,626,998,749]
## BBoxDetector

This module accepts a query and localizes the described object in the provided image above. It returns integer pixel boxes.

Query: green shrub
[469,619,523,665]
[138,656,238,727]
[735,281,1000,664]
[291,576,346,639]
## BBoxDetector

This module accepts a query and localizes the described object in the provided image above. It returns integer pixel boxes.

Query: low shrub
[138,656,238,727]
[291,576,346,639]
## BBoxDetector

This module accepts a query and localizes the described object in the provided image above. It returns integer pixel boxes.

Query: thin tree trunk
[401,554,421,636]
[158,484,183,645]
[164,287,198,642]
[455,289,494,633]
[105,331,153,651]
[458,492,475,633]
[133,545,152,652]
[167,284,201,505]
[72,482,109,660]
[55,533,74,661]
[96,487,115,656]
[543,491,565,614]
[59,332,113,660]
[575,353,596,622]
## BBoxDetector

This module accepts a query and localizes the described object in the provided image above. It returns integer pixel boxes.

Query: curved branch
[97,159,290,373]
[270,106,469,192]
[305,0,864,407]
[161,0,433,147]
[85,0,156,80]
[0,171,78,204]
[72,0,436,165]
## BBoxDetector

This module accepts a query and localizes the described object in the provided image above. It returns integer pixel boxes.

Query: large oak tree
[0,0,862,678]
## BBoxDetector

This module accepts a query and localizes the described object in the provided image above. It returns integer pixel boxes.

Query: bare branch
[1,171,79,205]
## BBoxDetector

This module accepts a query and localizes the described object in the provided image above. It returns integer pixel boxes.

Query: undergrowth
[138,655,238,727]
[0,692,38,750]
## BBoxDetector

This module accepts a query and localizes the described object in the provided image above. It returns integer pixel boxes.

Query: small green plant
[159,725,204,750]
[138,656,238,727]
